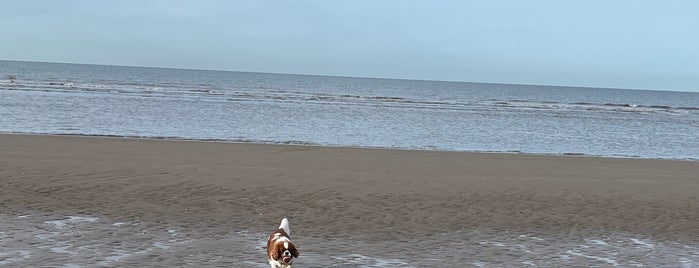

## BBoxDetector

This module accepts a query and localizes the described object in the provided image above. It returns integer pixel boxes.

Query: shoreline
[2,132,696,162]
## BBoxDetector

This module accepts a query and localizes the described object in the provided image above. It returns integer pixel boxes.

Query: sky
[1,0,698,92]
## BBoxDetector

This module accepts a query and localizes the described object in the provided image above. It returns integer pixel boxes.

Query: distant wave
[2,78,699,115]
[492,99,698,114]
[11,132,323,147]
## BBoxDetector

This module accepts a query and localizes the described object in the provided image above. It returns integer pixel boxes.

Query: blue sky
[1,0,698,92]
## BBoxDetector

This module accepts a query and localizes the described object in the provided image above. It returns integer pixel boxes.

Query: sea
[1,60,698,160]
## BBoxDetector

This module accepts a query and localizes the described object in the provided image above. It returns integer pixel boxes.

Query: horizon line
[1,58,692,94]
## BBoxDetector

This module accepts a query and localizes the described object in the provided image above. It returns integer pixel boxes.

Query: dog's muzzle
[282,250,293,263]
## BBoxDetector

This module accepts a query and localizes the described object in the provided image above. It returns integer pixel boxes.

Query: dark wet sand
[1,134,698,266]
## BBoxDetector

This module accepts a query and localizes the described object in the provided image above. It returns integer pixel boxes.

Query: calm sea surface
[1,60,698,160]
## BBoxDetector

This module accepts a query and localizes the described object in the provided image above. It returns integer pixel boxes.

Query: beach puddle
[1,212,698,267]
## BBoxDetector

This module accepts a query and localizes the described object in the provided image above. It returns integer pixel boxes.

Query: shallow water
[2,60,699,160]
[2,213,697,267]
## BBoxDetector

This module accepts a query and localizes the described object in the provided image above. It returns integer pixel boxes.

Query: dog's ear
[290,243,299,258]
[270,246,280,260]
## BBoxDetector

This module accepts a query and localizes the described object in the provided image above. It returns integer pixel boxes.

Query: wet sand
[1,134,698,266]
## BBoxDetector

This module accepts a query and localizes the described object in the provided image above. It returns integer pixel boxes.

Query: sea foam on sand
[2,212,698,267]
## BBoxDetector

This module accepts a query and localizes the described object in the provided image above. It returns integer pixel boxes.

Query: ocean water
[2,212,698,267]
[1,60,698,160]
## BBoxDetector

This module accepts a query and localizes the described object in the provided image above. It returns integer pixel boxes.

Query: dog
[267,218,299,268]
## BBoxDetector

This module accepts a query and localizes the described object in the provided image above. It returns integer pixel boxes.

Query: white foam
[628,260,645,267]
[152,241,171,250]
[35,231,60,240]
[590,239,609,246]
[332,254,415,267]
[516,244,534,254]
[630,238,654,249]
[519,234,545,241]
[112,222,130,227]
[521,260,537,266]
[0,250,32,265]
[45,216,98,228]
[479,240,507,247]
[680,257,697,268]
[50,245,74,255]
[471,261,488,267]
[102,249,133,263]
[565,249,619,266]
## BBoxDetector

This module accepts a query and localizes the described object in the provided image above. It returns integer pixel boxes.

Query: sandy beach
[1,134,698,267]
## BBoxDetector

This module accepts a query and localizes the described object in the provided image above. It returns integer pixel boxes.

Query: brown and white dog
[267,218,299,268]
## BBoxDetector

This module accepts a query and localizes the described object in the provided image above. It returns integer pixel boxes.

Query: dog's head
[269,235,299,264]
